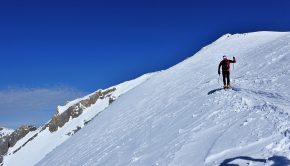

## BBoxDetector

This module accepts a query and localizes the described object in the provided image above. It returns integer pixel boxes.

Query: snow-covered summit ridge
[37,31,290,166]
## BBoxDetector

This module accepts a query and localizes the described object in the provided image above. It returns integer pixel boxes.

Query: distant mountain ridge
[1,73,155,166]
[0,125,36,165]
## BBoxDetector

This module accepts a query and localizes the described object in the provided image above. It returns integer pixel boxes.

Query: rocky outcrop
[0,125,36,163]
[46,88,116,132]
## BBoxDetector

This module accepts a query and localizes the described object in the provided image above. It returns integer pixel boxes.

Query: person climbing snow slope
[218,55,236,89]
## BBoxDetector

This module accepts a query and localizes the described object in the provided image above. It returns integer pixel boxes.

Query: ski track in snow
[30,32,290,166]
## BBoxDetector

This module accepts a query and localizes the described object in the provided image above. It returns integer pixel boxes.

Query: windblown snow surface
[37,32,290,166]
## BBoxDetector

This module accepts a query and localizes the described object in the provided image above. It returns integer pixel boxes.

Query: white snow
[2,73,154,166]
[0,127,14,138]
[35,31,290,166]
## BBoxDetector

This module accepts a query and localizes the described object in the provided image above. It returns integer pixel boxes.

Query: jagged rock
[0,125,36,163]
[8,125,37,148]
[47,88,116,132]
[109,96,117,104]
[0,137,9,163]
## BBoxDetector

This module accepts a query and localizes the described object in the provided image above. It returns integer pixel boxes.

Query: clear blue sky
[1,0,290,128]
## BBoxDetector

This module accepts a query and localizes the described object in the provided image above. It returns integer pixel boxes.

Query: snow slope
[2,73,155,166]
[0,128,14,138]
[37,31,290,166]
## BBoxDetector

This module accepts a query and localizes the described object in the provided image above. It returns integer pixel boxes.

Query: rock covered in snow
[0,125,36,163]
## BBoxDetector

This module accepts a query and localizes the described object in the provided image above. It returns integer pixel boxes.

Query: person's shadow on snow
[207,88,223,95]
[268,156,290,166]
[219,155,290,166]
[219,156,266,166]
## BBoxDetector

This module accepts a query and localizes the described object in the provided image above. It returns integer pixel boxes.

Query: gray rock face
[0,125,36,163]
[46,88,116,132]
[0,128,3,131]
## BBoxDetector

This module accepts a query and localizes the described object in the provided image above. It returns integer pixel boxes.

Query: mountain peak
[36,31,290,166]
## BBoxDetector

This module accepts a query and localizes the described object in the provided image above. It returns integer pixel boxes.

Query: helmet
[223,55,227,59]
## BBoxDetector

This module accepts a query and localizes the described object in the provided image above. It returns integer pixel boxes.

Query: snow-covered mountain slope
[2,73,155,166]
[36,31,290,166]
[0,128,14,138]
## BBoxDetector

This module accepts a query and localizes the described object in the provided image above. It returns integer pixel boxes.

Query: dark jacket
[218,57,236,74]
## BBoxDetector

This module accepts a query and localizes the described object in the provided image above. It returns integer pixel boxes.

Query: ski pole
[232,62,235,85]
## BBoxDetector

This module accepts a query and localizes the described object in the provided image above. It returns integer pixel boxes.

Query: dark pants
[222,71,230,85]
